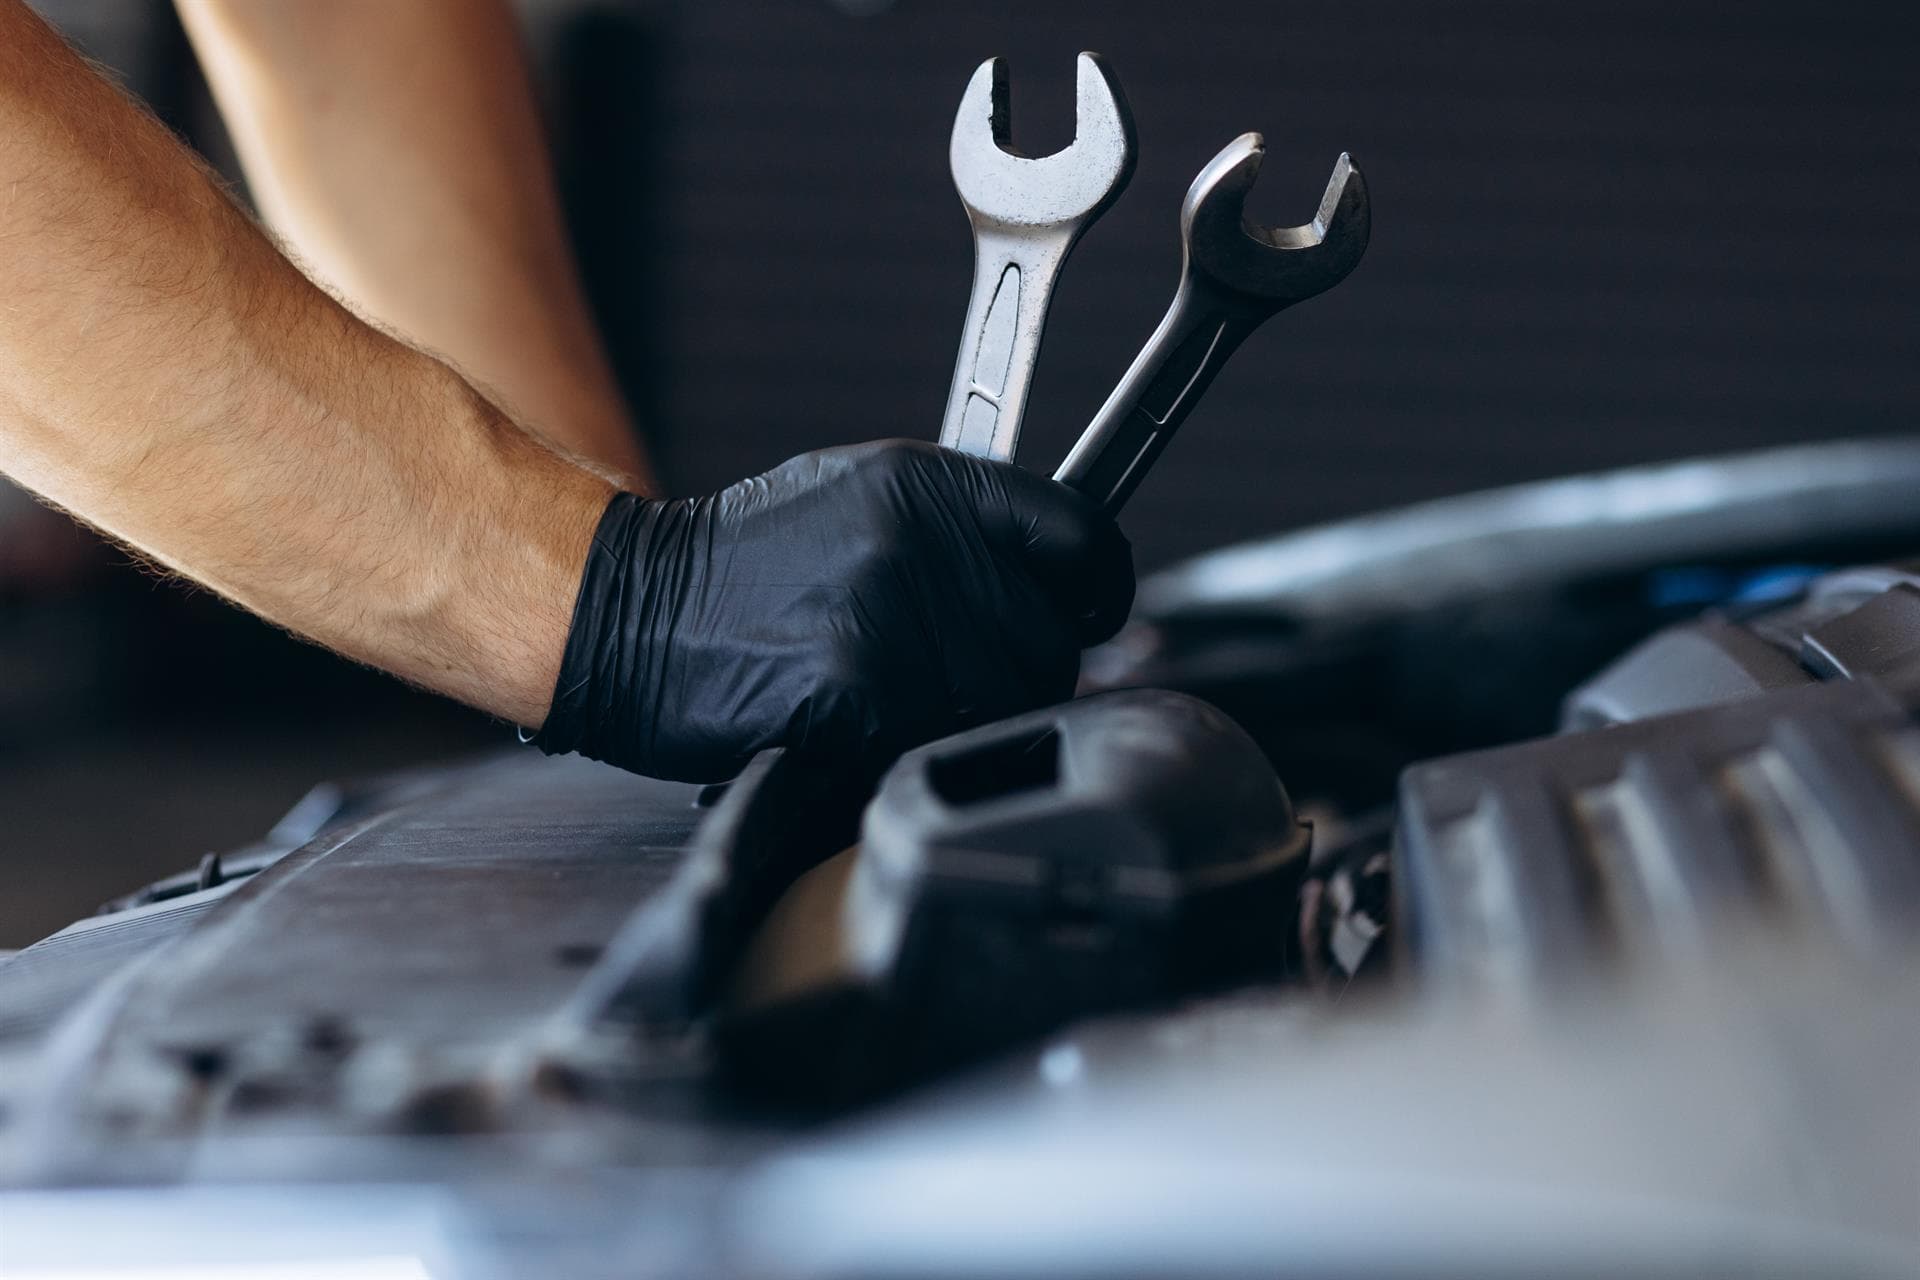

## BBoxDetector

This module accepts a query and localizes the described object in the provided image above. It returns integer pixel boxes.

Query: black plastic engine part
[572,745,868,1029]
[715,690,1311,1100]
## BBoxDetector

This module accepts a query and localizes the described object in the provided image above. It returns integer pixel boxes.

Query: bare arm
[175,0,652,483]
[0,0,609,726]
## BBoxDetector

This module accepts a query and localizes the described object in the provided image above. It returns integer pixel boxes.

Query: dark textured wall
[544,0,1920,568]
[37,0,1920,569]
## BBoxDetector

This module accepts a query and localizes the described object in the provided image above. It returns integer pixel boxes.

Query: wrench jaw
[1069,51,1138,216]
[1182,133,1371,309]
[954,57,1016,157]
[948,52,1137,229]
[1179,131,1268,244]
[1294,154,1371,293]
[1308,154,1368,248]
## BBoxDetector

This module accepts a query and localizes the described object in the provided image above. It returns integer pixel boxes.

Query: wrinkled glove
[533,439,1134,783]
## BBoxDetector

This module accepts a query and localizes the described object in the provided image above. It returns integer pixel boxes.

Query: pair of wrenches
[938,55,1372,513]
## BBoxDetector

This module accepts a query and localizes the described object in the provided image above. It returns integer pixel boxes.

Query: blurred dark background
[3,0,1916,945]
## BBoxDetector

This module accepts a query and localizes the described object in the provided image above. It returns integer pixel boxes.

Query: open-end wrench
[940,53,1135,463]
[1054,133,1370,512]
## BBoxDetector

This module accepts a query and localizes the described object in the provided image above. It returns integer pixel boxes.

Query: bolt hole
[173,1045,230,1081]
[303,1015,354,1056]
[532,1059,590,1102]
[229,1078,293,1113]
[555,943,603,968]
[398,1083,494,1136]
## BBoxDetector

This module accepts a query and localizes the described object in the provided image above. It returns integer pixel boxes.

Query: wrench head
[949,52,1137,230]
[1182,132,1370,307]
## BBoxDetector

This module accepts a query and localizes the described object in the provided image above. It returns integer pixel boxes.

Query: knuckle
[806,622,876,696]
[868,437,934,479]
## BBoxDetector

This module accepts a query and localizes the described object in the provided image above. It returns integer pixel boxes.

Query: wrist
[418,377,615,727]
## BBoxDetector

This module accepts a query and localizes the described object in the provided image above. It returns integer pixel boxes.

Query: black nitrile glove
[533,440,1134,783]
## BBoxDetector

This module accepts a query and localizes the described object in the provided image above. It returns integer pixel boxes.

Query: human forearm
[0,0,608,725]
[2,1,1139,785]
[176,0,651,483]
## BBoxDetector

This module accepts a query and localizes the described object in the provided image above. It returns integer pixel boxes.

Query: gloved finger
[784,631,951,784]
[956,456,1136,646]
[941,569,1082,725]
[1005,564,1084,705]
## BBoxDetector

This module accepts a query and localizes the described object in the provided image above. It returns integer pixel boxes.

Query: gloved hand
[533,440,1134,783]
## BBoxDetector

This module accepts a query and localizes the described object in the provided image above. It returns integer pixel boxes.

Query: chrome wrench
[1054,133,1370,512]
[940,53,1135,462]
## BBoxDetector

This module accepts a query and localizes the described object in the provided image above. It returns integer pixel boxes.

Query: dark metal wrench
[940,53,1135,462]
[1054,133,1370,512]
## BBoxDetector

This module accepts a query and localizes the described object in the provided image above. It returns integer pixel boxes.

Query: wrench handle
[1054,281,1261,513]
[940,230,1072,463]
